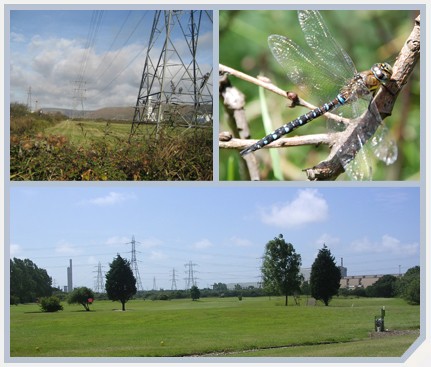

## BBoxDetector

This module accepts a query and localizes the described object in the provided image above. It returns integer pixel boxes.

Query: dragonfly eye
[372,63,393,82]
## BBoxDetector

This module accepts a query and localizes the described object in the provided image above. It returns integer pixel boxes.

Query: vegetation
[10,297,419,357]
[397,266,420,305]
[261,234,303,306]
[68,287,95,311]
[310,245,341,306]
[190,285,201,301]
[105,255,137,311]
[10,103,213,181]
[366,275,398,298]
[10,258,52,304]
[39,296,63,313]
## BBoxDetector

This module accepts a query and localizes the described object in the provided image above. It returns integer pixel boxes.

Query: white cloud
[259,189,329,229]
[315,233,341,247]
[10,243,22,257]
[84,191,133,206]
[141,237,163,249]
[105,236,130,246]
[149,250,167,261]
[11,32,26,43]
[193,238,213,250]
[10,29,212,110]
[350,235,419,255]
[55,241,82,255]
[230,236,253,247]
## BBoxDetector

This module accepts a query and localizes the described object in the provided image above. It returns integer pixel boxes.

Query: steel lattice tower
[130,10,213,138]
[184,261,198,289]
[127,235,144,291]
[170,268,178,290]
[94,261,105,293]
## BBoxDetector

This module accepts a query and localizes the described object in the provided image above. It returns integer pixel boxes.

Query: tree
[366,275,398,298]
[212,283,228,292]
[68,287,95,311]
[10,258,52,303]
[310,245,341,306]
[105,255,137,311]
[397,266,420,305]
[190,285,200,301]
[261,234,303,306]
[40,296,63,312]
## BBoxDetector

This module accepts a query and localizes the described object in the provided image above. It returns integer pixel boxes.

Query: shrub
[40,296,63,312]
[10,295,20,305]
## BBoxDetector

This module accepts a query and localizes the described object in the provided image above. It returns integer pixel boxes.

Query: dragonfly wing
[343,138,373,181]
[369,125,398,165]
[337,98,398,180]
[268,34,345,102]
[298,10,356,79]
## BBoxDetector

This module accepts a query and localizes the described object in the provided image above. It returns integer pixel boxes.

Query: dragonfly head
[371,62,393,84]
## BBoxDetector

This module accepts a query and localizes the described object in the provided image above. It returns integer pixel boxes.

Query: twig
[219,63,349,126]
[219,132,332,149]
[219,72,260,180]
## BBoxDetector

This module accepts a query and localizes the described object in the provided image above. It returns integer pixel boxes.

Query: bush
[10,295,20,305]
[40,296,63,312]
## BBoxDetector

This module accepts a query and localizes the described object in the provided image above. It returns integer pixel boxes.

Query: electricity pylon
[184,261,198,289]
[94,261,105,293]
[126,235,144,291]
[131,10,213,139]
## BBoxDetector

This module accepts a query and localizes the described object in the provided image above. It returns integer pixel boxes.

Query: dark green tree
[310,245,341,306]
[261,234,303,306]
[105,255,137,311]
[366,275,398,298]
[397,266,420,305]
[190,285,201,301]
[10,258,52,303]
[68,287,95,311]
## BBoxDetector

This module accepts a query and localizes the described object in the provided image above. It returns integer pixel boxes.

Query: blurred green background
[219,10,420,181]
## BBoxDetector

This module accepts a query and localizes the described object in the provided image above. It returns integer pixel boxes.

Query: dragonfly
[240,10,397,180]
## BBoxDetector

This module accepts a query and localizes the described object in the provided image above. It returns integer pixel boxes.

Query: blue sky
[9,186,420,291]
[9,9,213,110]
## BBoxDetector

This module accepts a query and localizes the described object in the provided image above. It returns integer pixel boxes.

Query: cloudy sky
[9,186,420,291]
[9,9,213,110]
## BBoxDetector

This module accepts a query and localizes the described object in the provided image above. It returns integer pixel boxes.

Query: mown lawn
[9,296,420,358]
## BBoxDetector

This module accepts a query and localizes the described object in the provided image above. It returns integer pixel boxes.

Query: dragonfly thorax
[371,62,393,83]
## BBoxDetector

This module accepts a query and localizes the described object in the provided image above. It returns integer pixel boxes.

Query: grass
[9,296,419,358]
[44,120,136,147]
[10,117,213,181]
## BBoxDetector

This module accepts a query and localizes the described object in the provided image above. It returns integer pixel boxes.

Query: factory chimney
[67,259,73,292]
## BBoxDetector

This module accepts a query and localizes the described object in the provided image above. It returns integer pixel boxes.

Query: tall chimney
[67,259,73,292]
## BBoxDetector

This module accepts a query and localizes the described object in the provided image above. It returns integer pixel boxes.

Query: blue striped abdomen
[240,96,343,156]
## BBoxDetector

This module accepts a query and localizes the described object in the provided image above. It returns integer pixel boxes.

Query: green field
[9,296,419,358]
[44,119,135,146]
[10,117,213,181]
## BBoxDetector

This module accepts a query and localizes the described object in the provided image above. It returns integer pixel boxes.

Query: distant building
[338,257,347,277]
[67,259,73,292]
[340,274,402,289]
[226,282,261,290]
